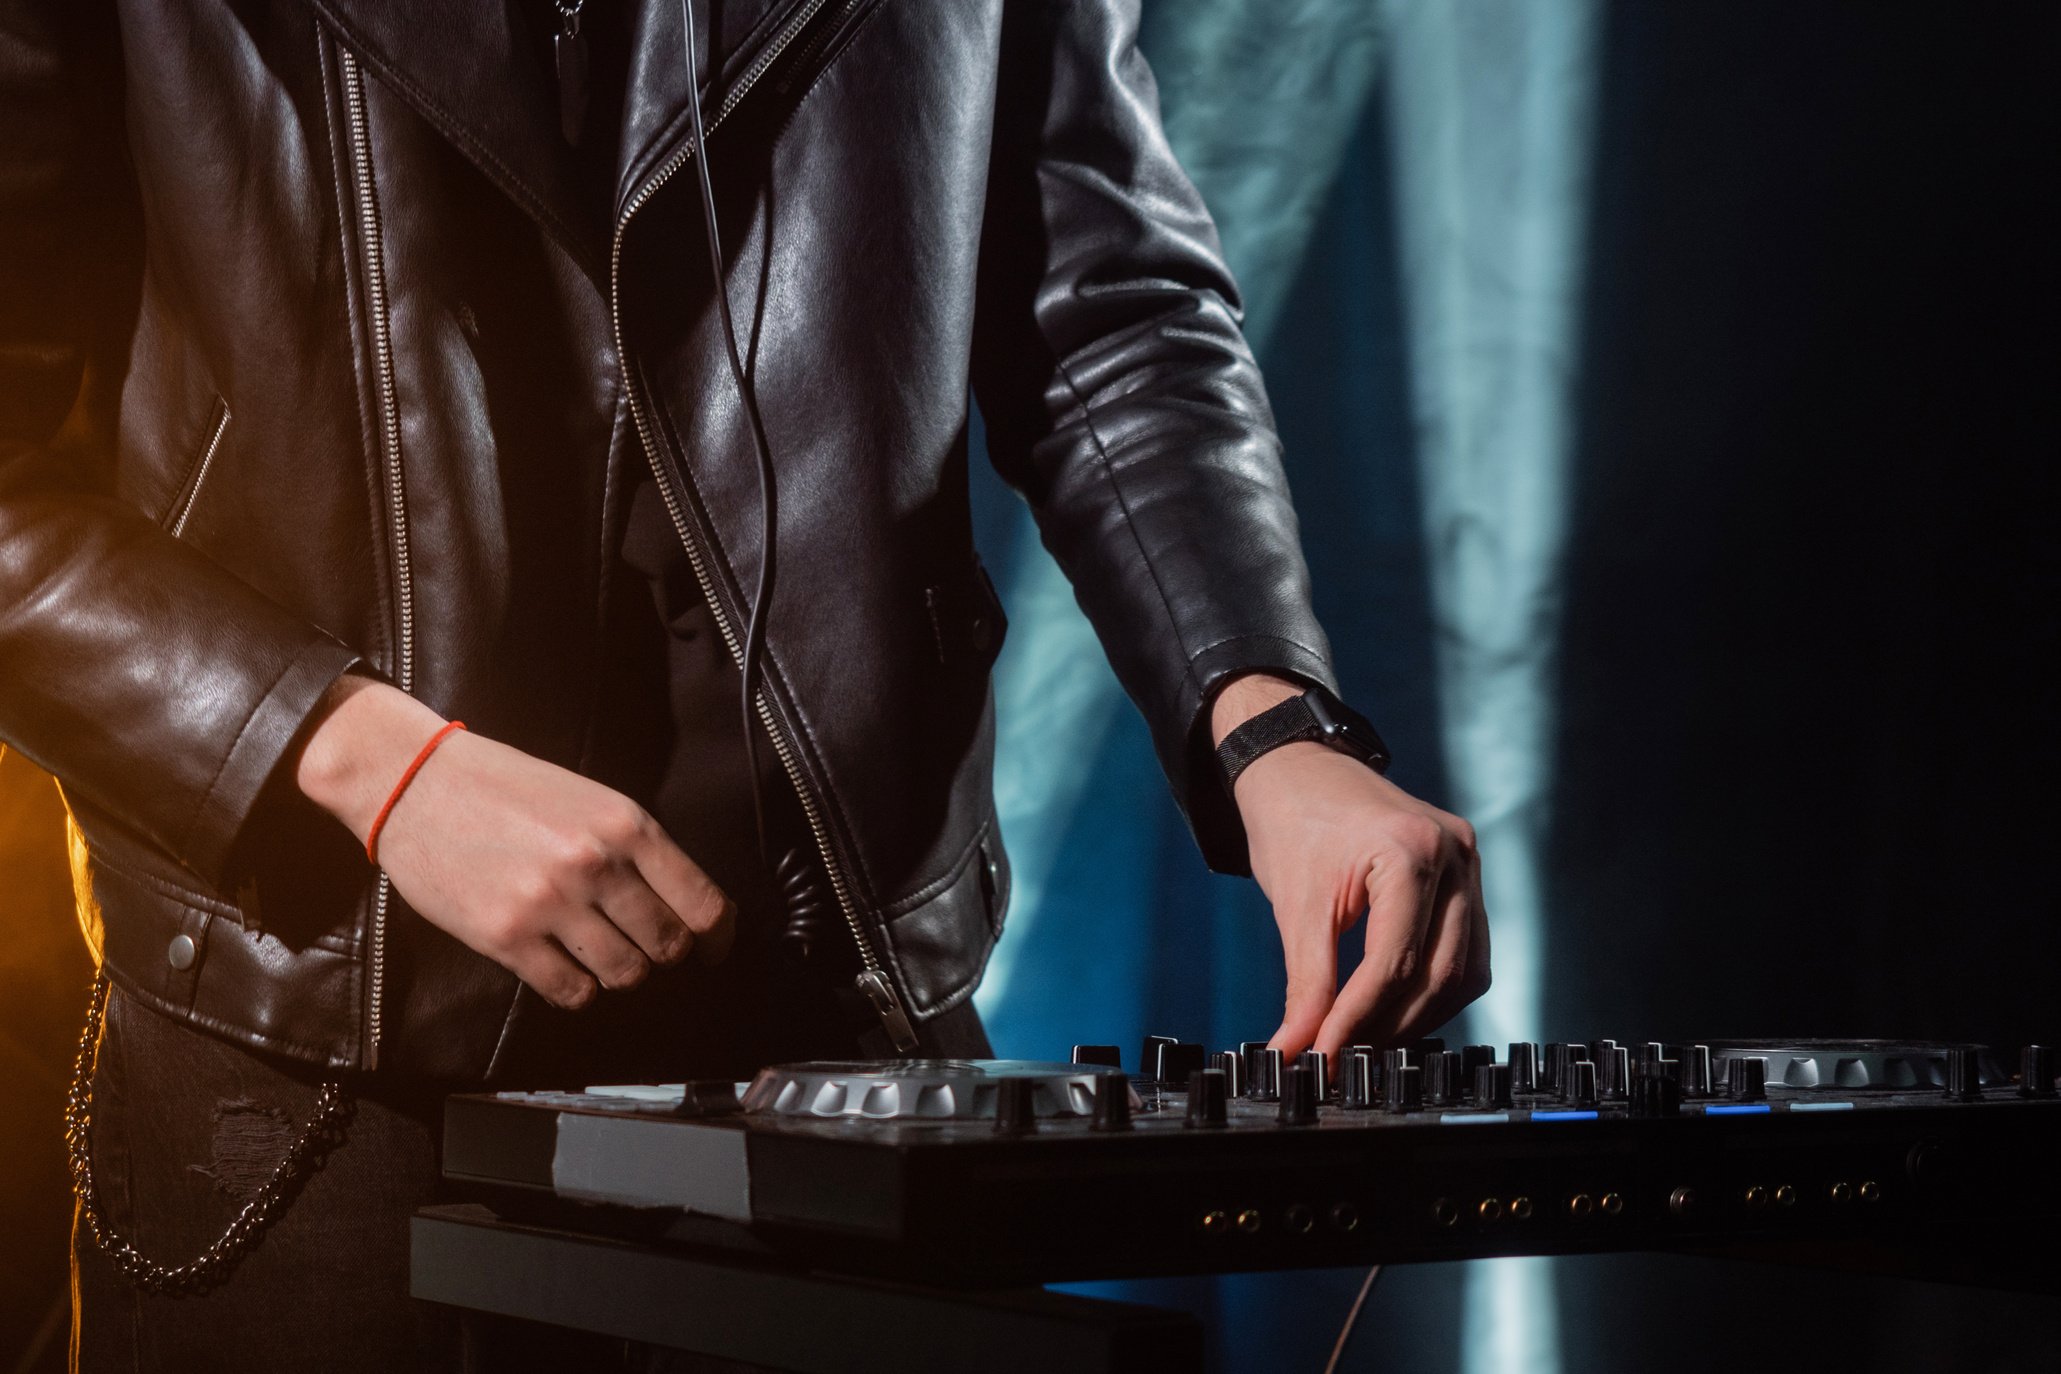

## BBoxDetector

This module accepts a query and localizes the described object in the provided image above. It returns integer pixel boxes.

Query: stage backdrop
[2,4,2056,1372]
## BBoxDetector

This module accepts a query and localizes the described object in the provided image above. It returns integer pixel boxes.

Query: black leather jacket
[0,0,1337,1077]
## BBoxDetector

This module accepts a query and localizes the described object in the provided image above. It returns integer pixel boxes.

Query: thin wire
[679,0,781,867]
[1322,1264,1384,1374]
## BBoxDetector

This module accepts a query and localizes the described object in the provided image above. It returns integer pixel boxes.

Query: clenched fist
[293,675,734,1009]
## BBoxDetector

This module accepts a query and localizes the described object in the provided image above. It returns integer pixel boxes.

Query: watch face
[1304,689,1390,771]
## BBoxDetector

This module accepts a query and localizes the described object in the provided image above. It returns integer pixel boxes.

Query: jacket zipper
[608,0,916,1051]
[166,403,231,537]
[340,48,414,1066]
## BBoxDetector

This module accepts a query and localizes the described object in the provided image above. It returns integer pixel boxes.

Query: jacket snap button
[167,933,197,971]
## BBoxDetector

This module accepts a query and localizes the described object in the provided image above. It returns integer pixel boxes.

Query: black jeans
[71,958,990,1373]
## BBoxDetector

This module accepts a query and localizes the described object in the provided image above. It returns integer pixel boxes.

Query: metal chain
[65,972,355,1295]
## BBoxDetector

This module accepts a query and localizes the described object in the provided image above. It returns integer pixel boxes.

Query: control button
[1668,1187,1696,1217]
[1426,1050,1464,1107]
[1296,1049,1332,1100]
[1140,1035,1177,1083]
[1461,1044,1496,1079]
[1254,1047,1286,1102]
[1340,1049,1377,1110]
[1329,1203,1361,1232]
[1774,1184,1797,1207]
[1679,1045,1714,1099]
[1473,1063,1513,1109]
[1946,1046,1981,1102]
[1431,1198,1459,1227]
[1072,1044,1121,1068]
[1284,1203,1315,1234]
[1158,1041,1208,1086]
[1568,1193,1595,1219]
[167,934,198,971]
[1603,1047,1632,1101]
[1599,1192,1624,1216]
[1728,1055,1767,1102]
[1859,1180,1881,1203]
[1565,1060,1599,1108]
[1201,1210,1228,1235]
[1279,1064,1321,1125]
[1384,1064,1423,1113]
[1507,1042,1539,1094]
[994,1077,1037,1135]
[1829,1181,1853,1205]
[1744,1185,1769,1210]
[1235,1209,1263,1234]
[1211,1050,1247,1100]
[1477,1197,1503,1223]
[1186,1069,1229,1128]
[2020,1045,2057,1099]
[1509,1196,1533,1221]
[1091,1075,1133,1131]
[1239,1040,1270,1090]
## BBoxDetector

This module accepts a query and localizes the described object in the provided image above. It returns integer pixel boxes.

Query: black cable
[1322,1264,1384,1374]
[679,0,782,869]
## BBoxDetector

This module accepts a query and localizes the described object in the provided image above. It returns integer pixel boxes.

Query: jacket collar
[310,0,806,276]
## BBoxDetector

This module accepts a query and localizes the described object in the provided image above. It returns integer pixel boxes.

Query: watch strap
[1216,694,1324,787]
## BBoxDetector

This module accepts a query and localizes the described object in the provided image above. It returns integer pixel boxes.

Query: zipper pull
[854,969,919,1052]
[554,0,590,146]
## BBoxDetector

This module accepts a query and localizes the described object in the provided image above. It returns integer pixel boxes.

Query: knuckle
[608,953,652,990]
[1449,816,1479,852]
[1393,814,1444,856]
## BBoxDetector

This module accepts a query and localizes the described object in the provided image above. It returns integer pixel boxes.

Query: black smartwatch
[1216,684,1391,788]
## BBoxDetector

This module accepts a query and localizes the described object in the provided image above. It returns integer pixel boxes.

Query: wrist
[1209,672,1305,748]
[293,674,448,840]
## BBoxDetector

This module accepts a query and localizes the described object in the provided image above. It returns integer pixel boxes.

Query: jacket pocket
[923,556,1009,670]
[160,397,231,537]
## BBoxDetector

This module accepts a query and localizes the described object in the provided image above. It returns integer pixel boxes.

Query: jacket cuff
[180,636,363,887]
[1168,634,1341,877]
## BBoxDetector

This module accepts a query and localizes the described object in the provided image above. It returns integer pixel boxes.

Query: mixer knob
[1383,1047,1412,1083]
[2021,1045,2057,1099]
[1679,1045,1714,1099]
[1296,1050,1332,1101]
[1544,1043,1569,1095]
[1254,1047,1286,1102]
[1591,1040,1619,1074]
[1186,1069,1230,1128]
[1601,1046,1631,1101]
[1157,1042,1208,1086]
[1641,1042,1666,1070]
[1239,1041,1270,1092]
[1384,1063,1423,1113]
[1072,1045,1121,1069]
[1946,1046,1981,1102]
[1091,1074,1133,1131]
[1349,1045,1381,1098]
[1341,1048,1377,1110]
[1140,1036,1178,1083]
[1631,1066,1681,1118]
[1565,1059,1599,1108]
[1507,1043,1539,1095]
[994,1077,1038,1135]
[1279,1065,1321,1124]
[1474,1063,1513,1109]
[1212,1050,1247,1099]
[1462,1044,1496,1080]
[1425,1050,1463,1106]
[1728,1055,1767,1102]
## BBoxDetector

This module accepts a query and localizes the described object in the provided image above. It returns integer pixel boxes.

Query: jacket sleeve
[970,0,1338,875]
[0,2,359,890]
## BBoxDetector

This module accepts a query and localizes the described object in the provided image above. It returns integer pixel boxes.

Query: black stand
[411,1203,1204,1374]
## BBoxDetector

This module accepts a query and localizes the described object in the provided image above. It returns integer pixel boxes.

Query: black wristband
[1216,686,1391,788]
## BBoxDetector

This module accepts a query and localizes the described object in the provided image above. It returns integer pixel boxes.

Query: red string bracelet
[365,721,466,867]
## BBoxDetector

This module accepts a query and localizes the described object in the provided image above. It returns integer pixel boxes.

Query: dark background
[4,3,2057,1371]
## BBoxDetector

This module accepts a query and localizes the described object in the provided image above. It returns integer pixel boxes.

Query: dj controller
[440,1037,2061,1289]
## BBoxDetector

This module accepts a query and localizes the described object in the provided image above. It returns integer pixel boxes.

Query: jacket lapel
[307,0,806,274]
